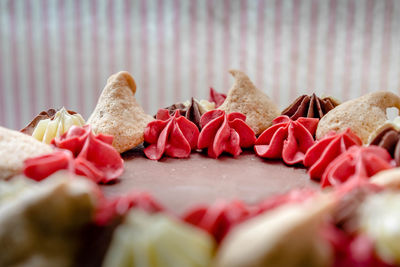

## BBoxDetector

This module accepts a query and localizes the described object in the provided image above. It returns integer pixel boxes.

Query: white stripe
[146,0,158,114]
[263,1,276,99]
[129,0,143,105]
[114,0,125,73]
[179,0,191,104]
[313,0,329,97]
[195,0,208,100]
[296,0,312,98]
[278,0,294,107]
[349,0,366,100]
[15,0,30,127]
[246,0,258,89]
[48,0,62,109]
[330,0,347,100]
[387,1,400,94]
[0,1,15,128]
[81,0,94,118]
[369,0,385,92]
[212,0,225,93]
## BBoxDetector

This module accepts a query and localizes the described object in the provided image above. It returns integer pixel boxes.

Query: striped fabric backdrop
[0,0,399,130]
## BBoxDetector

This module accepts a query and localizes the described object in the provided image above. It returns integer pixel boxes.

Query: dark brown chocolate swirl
[282,93,339,120]
[370,127,400,166]
[162,98,203,129]
[21,108,77,135]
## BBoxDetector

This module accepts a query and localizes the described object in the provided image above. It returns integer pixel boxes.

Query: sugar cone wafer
[215,194,335,267]
[87,71,154,153]
[218,70,280,135]
[0,126,53,180]
[316,91,400,144]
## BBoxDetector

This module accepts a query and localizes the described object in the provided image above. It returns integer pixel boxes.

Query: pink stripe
[59,1,68,108]
[157,0,165,108]
[91,0,100,102]
[239,0,248,71]
[107,0,115,74]
[272,0,282,103]
[140,0,149,111]
[342,0,355,100]
[42,0,52,110]
[360,0,374,95]
[289,0,300,99]
[379,0,394,91]
[10,1,20,128]
[325,0,337,95]
[222,0,231,90]
[206,0,215,90]
[189,1,198,98]
[124,0,132,72]
[307,0,318,93]
[255,0,266,89]
[173,0,181,102]
[75,0,84,114]
[26,0,37,116]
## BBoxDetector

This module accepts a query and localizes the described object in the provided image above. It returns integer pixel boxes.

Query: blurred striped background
[1,0,399,129]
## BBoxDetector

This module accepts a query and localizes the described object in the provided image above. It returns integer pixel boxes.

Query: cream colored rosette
[103,209,215,267]
[359,192,400,265]
[32,107,85,144]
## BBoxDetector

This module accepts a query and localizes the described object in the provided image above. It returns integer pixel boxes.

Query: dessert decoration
[281,93,339,120]
[359,192,400,265]
[23,125,124,184]
[369,117,400,166]
[316,91,400,143]
[182,200,251,243]
[21,108,57,135]
[304,129,362,180]
[197,110,256,158]
[21,107,85,144]
[102,209,216,267]
[218,70,280,135]
[254,115,319,165]
[96,191,164,225]
[0,126,53,180]
[0,173,97,267]
[215,194,335,267]
[163,97,214,129]
[87,71,154,153]
[321,146,394,188]
[255,188,316,215]
[144,109,200,160]
[370,168,400,189]
[209,87,227,108]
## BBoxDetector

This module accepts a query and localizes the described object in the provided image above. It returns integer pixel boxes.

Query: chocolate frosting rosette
[282,93,339,120]
[369,117,400,166]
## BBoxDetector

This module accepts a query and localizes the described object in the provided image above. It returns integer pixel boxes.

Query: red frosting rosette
[254,115,319,165]
[182,200,251,243]
[209,87,226,108]
[144,109,199,160]
[254,188,316,215]
[304,129,363,181]
[321,146,394,188]
[197,110,256,158]
[23,125,124,184]
[95,192,164,225]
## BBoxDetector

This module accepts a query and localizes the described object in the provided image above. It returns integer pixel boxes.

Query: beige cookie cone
[316,91,400,144]
[214,194,335,267]
[218,70,280,135]
[370,168,400,189]
[0,126,53,180]
[87,71,154,153]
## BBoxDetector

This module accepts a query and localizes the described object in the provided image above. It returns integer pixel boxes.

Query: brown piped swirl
[282,93,339,120]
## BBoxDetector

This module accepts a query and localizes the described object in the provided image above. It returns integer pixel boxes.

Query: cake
[1,70,400,267]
